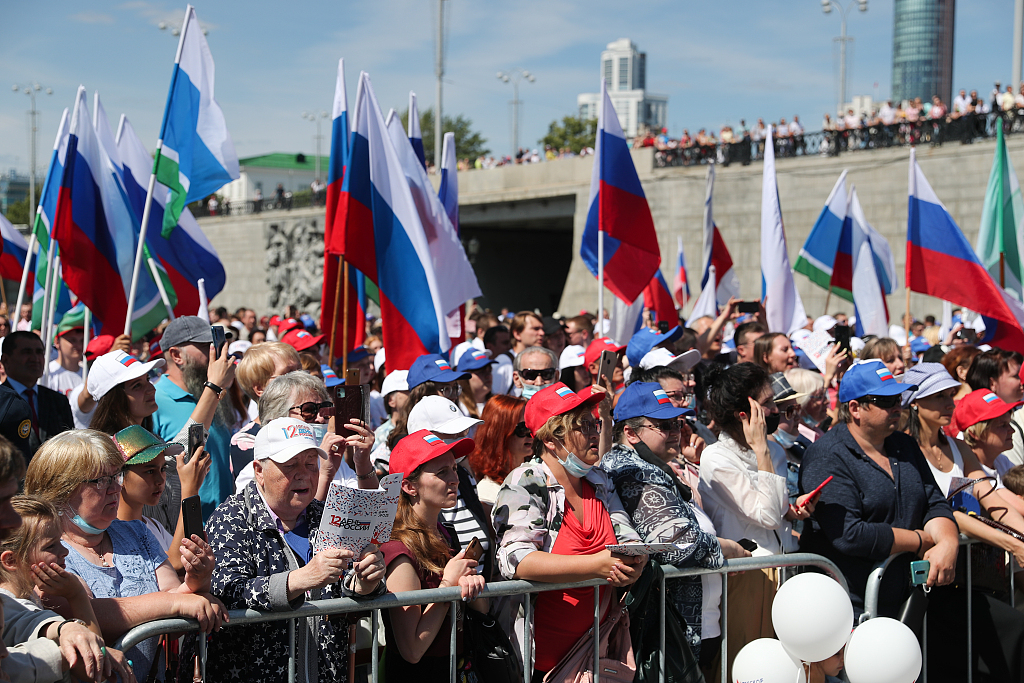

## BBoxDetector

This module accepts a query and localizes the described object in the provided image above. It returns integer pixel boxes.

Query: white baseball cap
[559,345,586,369]
[374,347,386,373]
[638,347,701,374]
[228,340,252,356]
[254,417,327,463]
[407,396,482,435]
[813,315,838,334]
[381,369,410,398]
[88,351,165,401]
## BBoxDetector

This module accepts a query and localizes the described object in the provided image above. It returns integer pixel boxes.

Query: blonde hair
[963,419,993,448]
[0,496,62,599]
[236,342,301,401]
[25,430,124,507]
[535,404,593,450]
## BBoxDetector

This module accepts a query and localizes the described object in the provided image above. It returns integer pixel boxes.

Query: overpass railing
[115,553,847,683]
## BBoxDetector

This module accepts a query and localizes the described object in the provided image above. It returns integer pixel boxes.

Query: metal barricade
[859,535,1020,683]
[114,553,845,683]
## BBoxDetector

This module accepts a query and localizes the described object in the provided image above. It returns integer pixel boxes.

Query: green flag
[976,125,1024,302]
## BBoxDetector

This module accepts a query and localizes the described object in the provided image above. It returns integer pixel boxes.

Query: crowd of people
[0,296,1022,682]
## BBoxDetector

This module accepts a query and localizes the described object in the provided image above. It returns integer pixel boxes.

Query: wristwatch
[56,618,87,638]
[203,381,225,399]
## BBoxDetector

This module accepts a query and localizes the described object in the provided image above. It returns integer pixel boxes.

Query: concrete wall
[197,136,1024,324]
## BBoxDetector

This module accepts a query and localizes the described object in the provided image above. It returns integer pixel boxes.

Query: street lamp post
[822,0,867,116]
[11,83,53,222]
[302,111,329,185]
[496,69,535,159]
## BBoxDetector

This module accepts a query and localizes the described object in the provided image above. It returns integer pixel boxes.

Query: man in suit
[1,331,73,456]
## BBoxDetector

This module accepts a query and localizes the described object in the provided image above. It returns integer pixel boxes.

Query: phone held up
[333,368,369,434]
[736,300,760,314]
[181,495,206,542]
[184,423,206,465]
[598,350,618,388]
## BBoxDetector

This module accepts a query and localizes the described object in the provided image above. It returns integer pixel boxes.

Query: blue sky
[1,0,1017,174]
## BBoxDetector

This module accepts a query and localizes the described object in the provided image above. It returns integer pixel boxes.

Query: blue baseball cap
[299,313,317,330]
[614,381,692,421]
[347,346,373,364]
[456,347,495,372]
[321,364,342,388]
[407,353,469,388]
[625,326,682,368]
[838,359,918,403]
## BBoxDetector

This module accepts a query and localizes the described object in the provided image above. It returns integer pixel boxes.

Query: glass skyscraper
[891,0,956,105]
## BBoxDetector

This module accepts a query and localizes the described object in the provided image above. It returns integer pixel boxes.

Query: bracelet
[56,618,86,639]
[203,381,225,399]
[913,530,923,555]
[356,471,376,481]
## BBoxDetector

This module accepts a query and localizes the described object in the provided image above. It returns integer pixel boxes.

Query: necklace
[923,444,951,473]
[71,536,111,567]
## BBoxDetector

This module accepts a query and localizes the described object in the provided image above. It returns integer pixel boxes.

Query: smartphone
[333,383,369,434]
[184,424,205,465]
[737,538,758,552]
[737,300,760,314]
[800,475,834,507]
[833,325,852,355]
[210,325,227,360]
[464,537,484,562]
[598,350,618,388]
[181,495,206,542]
[910,560,930,586]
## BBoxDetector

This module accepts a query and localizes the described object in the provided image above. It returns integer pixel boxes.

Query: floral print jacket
[603,444,723,656]
[491,456,642,580]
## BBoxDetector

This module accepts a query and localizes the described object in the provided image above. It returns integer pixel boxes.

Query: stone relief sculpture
[265,217,324,319]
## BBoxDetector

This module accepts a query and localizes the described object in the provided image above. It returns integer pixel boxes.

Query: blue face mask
[556,441,594,478]
[521,382,552,401]
[307,423,328,444]
[67,506,106,536]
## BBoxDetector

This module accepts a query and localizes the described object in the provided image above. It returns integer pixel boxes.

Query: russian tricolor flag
[326,72,454,371]
[423,433,442,446]
[907,148,1024,353]
[116,114,225,319]
[848,186,893,337]
[0,214,30,284]
[672,235,690,308]
[321,59,367,358]
[701,164,741,305]
[642,270,677,325]
[653,389,671,405]
[580,81,661,304]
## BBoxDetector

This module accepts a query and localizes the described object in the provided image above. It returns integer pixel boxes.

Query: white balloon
[732,639,806,683]
[844,618,922,683]
[771,573,854,662]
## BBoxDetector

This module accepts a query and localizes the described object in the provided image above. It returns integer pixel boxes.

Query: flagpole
[13,232,36,318]
[824,286,833,317]
[82,307,91,385]
[38,237,57,335]
[905,286,911,343]
[328,255,344,366]
[124,169,159,335]
[1000,252,1006,289]
[147,257,176,321]
[42,255,61,385]
[342,259,351,375]
[597,229,604,336]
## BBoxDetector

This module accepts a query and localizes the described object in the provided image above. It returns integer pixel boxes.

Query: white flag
[849,187,888,336]
[761,126,807,334]
[686,265,719,328]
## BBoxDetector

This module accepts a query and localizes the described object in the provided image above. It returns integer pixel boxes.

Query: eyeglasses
[519,367,557,382]
[781,404,800,419]
[858,394,902,410]
[437,383,462,400]
[289,400,334,421]
[579,420,602,436]
[513,421,531,438]
[641,420,682,434]
[84,471,125,491]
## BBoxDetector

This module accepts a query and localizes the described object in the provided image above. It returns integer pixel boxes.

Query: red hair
[468,395,527,485]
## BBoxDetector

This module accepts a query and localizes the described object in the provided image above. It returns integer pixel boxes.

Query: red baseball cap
[389,429,475,479]
[280,329,324,351]
[524,382,604,435]
[584,337,625,368]
[85,334,116,361]
[277,318,303,335]
[952,389,1023,433]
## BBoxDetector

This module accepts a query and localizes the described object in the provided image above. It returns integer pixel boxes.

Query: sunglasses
[519,367,557,382]
[290,400,334,421]
[858,394,902,410]
[513,421,531,438]
[437,383,463,400]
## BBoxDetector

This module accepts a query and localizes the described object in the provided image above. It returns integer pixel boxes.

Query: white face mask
[307,423,328,444]
[556,440,594,478]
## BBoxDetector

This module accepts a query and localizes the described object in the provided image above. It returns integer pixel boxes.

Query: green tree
[541,115,597,154]
[3,198,30,226]
[399,107,489,166]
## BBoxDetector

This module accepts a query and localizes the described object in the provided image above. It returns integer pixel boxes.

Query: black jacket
[2,381,73,458]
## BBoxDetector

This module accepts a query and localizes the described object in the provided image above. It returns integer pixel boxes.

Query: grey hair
[513,345,558,372]
[258,370,330,423]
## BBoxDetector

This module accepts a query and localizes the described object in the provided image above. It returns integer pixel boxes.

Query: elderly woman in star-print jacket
[201,416,386,683]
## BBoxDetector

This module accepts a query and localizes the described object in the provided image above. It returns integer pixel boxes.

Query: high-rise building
[577,39,668,139]
[891,0,955,105]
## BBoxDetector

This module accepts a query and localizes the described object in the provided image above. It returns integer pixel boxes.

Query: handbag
[626,561,704,683]
[543,589,635,683]
[898,585,929,641]
[464,606,522,683]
